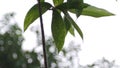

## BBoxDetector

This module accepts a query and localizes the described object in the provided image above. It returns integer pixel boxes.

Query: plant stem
[37,0,48,68]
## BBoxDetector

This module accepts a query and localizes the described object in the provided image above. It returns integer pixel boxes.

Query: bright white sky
[0,0,120,65]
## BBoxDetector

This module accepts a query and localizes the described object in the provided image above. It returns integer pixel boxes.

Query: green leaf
[81,4,114,17]
[56,1,83,11]
[24,2,52,31]
[68,3,114,17]
[69,25,75,36]
[64,16,71,31]
[40,0,44,2]
[63,11,83,39]
[68,3,89,17]
[52,10,66,52]
[53,0,64,6]
[75,10,82,17]
[64,16,75,36]
[56,1,86,17]
[67,0,83,3]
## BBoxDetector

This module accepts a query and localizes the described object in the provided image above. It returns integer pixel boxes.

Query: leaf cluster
[24,0,114,52]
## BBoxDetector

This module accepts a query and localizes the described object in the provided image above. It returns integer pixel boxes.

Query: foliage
[24,0,114,52]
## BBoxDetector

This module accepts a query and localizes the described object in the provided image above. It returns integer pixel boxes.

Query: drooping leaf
[24,2,52,31]
[64,16,71,31]
[81,4,114,17]
[53,0,64,6]
[51,10,66,52]
[64,16,75,36]
[63,11,83,39]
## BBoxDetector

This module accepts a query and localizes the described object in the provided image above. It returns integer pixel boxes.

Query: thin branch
[37,0,48,68]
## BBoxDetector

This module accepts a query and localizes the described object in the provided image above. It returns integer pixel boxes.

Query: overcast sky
[0,0,120,65]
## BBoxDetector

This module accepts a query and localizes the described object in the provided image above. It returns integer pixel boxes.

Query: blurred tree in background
[80,58,120,68]
[0,13,40,68]
[0,13,120,68]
